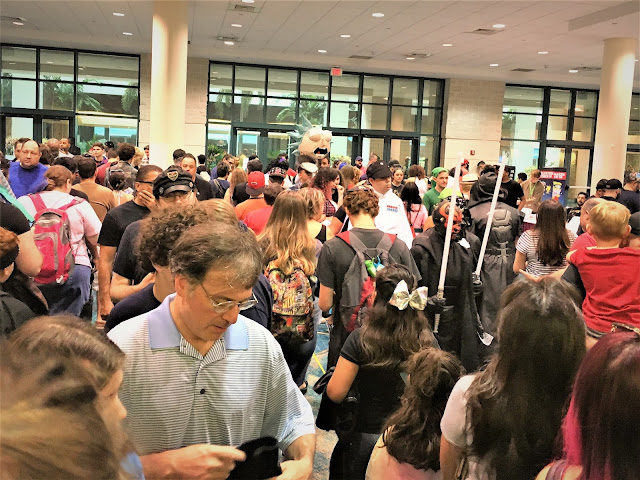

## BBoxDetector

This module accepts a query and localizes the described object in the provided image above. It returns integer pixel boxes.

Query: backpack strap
[29,193,47,211]
[338,231,396,256]
[58,197,83,211]
[546,460,568,480]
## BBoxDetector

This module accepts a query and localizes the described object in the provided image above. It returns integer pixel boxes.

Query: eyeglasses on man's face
[200,284,258,313]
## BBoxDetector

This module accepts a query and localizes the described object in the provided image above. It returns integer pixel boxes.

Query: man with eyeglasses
[108,221,316,480]
[97,164,162,322]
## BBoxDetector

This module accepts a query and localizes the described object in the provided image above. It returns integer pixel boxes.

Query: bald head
[47,138,60,158]
[20,140,41,169]
[580,197,605,230]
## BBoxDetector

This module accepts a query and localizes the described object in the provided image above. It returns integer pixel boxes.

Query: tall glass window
[207,62,444,165]
[1,44,140,151]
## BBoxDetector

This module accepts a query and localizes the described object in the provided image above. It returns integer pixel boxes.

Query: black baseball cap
[629,212,640,236]
[605,178,623,190]
[153,166,194,199]
[366,161,392,180]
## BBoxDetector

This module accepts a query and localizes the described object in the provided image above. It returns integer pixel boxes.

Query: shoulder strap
[546,461,568,480]
[58,197,83,211]
[29,193,46,211]
[376,233,396,251]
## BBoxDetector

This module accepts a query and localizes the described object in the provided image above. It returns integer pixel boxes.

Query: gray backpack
[336,231,397,332]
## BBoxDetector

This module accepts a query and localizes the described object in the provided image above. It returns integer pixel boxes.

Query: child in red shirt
[568,201,640,337]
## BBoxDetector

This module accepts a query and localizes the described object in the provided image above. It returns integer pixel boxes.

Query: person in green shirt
[423,167,450,214]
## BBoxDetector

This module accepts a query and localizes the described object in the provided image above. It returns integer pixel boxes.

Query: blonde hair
[0,349,124,480]
[258,191,316,276]
[132,147,144,167]
[198,199,239,226]
[299,187,324,221]
[588,201,630,240]
[44,165,74,190]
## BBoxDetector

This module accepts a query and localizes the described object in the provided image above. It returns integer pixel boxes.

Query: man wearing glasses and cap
[108,221,316,480]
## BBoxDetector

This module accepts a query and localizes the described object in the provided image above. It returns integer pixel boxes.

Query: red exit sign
[330,67,343,76]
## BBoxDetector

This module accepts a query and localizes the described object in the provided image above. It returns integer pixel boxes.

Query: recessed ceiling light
[79,67,84,70]
[569,69,578,73]
[400,86,407,89]
[242,0,255,3]
[406,57,415,60]
[318,49,327,53]
[340,34,351,38]
[224,41,235,46]
[113,12,125,17]
[8,62,16,65]
[13,21,24,26]
[443,43,453,47]
[538,51,548,55]
[372,12,385,18]
[490,63,499,67]
[493,23,505,28]
[46,61,53,64]
[123,32,133,36]
[231,23,242,28]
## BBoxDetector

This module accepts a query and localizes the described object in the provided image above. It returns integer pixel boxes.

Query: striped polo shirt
[107,294,315,456]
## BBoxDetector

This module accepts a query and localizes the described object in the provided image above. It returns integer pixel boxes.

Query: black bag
[314,367,360,439]
[227,436,282,480]
[0,290,36,337]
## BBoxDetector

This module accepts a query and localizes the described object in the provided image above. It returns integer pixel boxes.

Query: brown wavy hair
[360,264,435,369]
[258,191,316,276]
[535,199,571,266]
[343,187,379,217]
[381,348,464,471]
[44,165,74,190]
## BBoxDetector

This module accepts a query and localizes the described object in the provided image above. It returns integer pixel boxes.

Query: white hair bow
[389,280,429,311]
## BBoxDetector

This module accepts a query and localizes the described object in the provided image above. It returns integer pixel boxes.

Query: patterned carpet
[305,321,337,480]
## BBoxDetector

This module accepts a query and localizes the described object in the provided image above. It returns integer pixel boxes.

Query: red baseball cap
[246,171,266,196]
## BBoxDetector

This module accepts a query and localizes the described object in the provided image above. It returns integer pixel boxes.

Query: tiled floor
[305,321,337,480]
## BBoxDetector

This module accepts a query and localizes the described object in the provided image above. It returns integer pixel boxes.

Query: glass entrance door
[2,115,34,159]
[545,145,593,203]
[42,117,70,142]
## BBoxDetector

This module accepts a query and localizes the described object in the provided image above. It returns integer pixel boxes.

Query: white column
[591,37,636,190]
[149,1,188,168]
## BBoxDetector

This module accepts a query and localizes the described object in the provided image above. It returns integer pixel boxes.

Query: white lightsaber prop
[434,153,462,333]
[475,160,506,276]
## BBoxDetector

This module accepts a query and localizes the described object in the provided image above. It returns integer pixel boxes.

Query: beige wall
[139,55,209,160]
[440,78,505,169]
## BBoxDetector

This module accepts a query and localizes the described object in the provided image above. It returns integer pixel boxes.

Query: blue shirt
[107,294,315,455]
[8,162,48,198]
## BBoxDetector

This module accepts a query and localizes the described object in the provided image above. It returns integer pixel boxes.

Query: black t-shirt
[340,328,405,433]
[97,200,149,247]
[0,202,31,234]
[195,175,215,201]
[232,182,250,205]
[619,189,640,215]
[316,228,420,328]
[112,220,149,284]
[501,180,524,209]
[104,283,160,333]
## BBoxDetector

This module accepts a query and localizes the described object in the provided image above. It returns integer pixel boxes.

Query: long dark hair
[400,181,422,214]
[466,278,586,479]
[535,199,570,266]
[312,167,339,200]
[360,264,435,369]
[382,348,464,471]
[562,331,640,480]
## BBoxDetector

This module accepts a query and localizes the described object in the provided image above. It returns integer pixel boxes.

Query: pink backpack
[29,194,81,285]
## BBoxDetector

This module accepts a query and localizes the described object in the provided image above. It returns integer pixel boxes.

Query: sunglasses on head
[611,322,640,337]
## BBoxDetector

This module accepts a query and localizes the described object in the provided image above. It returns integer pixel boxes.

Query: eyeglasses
[200,284,258,313]
[611,322,640,337]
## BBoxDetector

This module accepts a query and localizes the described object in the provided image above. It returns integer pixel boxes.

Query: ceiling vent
[573,66,601,72]
[469,28,500,35]
[349,55,373,60]
[232,4,259,13]
[408,53,432,59]
[511,68,535,72]
[217,36,239,42]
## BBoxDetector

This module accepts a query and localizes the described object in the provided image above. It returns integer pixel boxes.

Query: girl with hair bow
[326,264,439,480]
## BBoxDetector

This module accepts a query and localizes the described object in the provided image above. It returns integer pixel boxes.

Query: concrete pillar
[149,1,188,167]
[591,38,636,190]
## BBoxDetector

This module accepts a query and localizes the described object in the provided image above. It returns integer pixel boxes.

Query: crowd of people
[1,136,639,480]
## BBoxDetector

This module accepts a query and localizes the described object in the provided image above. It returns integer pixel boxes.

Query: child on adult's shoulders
[567,202,640,339]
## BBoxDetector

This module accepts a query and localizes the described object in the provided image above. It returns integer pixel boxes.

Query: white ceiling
[1,0,639,88]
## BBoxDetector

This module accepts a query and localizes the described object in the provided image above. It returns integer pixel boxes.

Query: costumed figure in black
[467,172,521,348]
[410,199,483,372]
